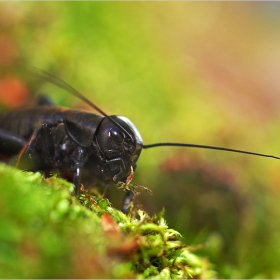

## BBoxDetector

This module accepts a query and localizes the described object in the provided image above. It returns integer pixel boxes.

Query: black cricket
[0,69,279,213]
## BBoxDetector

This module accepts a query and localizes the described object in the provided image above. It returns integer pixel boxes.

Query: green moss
[0,164,215,278]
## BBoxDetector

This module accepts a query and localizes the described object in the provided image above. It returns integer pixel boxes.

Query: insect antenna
[31,67,135,142]
[142,142,280,160]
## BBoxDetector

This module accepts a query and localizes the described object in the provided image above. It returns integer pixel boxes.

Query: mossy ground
[0,163,215,278]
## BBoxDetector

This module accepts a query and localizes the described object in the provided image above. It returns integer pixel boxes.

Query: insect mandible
[0,68,279,213]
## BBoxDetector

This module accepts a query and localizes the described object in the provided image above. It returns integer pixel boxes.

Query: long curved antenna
[142,142,280,160]
[31,67,134,141]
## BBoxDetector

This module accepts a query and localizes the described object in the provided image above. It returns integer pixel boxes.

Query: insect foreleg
[70,146,88,196]
[122,189,133,214]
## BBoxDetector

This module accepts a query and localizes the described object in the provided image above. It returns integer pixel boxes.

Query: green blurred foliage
[0,164,215,278]
[1,1,280,278]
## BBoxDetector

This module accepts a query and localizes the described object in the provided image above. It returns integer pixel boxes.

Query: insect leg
[71,146,87,196]
[122,190,133,214]
[16,123,55,169]
[73,166,82,196]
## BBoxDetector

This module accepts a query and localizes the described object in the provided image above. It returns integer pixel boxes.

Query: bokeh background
[1,2,280,278]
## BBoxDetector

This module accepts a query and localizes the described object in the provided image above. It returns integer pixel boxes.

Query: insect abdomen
[0,107,68,140]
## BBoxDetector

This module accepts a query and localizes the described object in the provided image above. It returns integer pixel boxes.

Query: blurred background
[1,2,280,278]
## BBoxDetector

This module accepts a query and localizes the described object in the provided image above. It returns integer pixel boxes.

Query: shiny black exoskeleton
[0,104,142,210]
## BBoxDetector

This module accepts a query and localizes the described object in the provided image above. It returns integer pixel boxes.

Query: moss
[0,164,215,278]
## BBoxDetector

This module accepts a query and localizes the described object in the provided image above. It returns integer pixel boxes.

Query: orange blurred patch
[0,76,29,107]
[101,213,122,236]
[101,213,140,259]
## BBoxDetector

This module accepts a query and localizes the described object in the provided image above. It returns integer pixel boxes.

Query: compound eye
[110,129,123,144]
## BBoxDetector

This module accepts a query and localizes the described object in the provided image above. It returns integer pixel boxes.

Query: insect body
[0,106,143,194]
[0,68,280,213]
